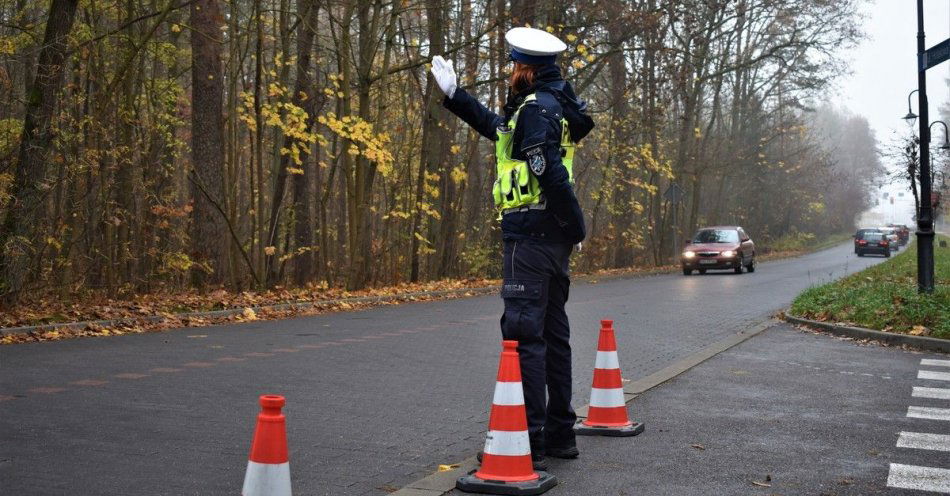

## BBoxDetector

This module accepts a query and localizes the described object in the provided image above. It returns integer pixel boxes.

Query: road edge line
[390,317,782,496]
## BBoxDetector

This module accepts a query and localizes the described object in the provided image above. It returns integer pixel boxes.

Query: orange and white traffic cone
[575,320,644,437]
[457,340,556,495]
[242,395,292,496]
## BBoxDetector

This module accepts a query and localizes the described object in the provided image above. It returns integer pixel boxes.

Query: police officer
[430,27,594,467]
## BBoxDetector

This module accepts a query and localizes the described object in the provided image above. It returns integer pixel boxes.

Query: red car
[887,224,910,245]
[682,226,756,275]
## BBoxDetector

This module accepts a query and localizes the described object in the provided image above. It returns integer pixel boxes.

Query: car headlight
[683,251,696,258]
[721,250,735,257]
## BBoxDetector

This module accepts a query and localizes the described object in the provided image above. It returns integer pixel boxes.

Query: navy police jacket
[443,65,594,244]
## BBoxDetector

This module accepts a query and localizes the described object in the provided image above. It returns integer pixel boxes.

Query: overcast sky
[834,0,950,226]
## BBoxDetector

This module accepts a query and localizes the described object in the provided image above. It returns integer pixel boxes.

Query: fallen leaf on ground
[751,481,771,488]
[908,325,929,336]
[438,464,460,472]
[242,308,257,321]
[690,444,705,450]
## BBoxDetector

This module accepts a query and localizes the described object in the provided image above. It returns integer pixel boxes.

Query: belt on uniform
[502,202,547,216]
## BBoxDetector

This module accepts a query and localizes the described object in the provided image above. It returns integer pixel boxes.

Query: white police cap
[505,27,566,65]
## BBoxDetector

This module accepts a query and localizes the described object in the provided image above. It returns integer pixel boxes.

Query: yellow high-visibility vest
[492,93,575,216]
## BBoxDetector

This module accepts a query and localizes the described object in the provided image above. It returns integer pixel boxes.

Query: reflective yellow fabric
[491,94,575,215]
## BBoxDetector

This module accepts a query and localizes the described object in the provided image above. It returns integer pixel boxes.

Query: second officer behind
[430,26,594,467]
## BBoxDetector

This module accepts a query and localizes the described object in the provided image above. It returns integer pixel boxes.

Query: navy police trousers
[500,239,576,453]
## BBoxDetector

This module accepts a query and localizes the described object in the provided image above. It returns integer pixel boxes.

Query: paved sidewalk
[445,324,947,495]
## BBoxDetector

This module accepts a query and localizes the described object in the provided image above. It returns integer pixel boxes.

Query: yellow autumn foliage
[317,112,395,176]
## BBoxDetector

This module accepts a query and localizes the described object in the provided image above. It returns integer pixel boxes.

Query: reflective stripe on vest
[491,93,575,216]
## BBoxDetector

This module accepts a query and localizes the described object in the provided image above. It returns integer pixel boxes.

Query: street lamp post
[934,122,950,228]
[904,89,919,124]
[931,121,950,151]
[915,0,935,293]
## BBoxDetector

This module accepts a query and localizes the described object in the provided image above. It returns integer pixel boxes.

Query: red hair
[509,62,540,94]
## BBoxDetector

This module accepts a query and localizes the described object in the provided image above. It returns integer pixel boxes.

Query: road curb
[391,318,782,496]
[783,312,950,354]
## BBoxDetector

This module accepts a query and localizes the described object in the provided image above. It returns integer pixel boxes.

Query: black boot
[545,445,579,459]
[476,451,548,471]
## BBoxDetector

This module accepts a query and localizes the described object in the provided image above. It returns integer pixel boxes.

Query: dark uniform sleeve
[442,87,503,141]
[516,104,587,244]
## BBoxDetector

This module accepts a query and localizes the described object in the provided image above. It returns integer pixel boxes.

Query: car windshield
[865,233,883,241]
[692,229,739,243]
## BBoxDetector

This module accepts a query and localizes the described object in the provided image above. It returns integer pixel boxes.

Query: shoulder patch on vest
[526,147,546,175]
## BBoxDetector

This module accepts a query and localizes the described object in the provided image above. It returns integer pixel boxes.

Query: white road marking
[913,387,950,400]
[921,359,950,368]
[887,463,950,493]
[919,370,950,382]
[897,432,950,452]
[907,406,950,422]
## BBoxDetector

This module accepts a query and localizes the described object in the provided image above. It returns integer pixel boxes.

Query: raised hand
[430,55,457,99]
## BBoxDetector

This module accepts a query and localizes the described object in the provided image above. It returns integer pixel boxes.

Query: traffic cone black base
[574,320,645,438]
[574,419,644,437]
[456,470,557,495]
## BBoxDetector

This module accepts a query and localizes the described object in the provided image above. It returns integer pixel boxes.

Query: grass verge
[790,235,950,339]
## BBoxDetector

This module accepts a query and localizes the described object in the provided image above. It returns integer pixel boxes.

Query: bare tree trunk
[606,0,631,267]
[188,0,227,287]
[1,0,79,303]
[289,0,321,286]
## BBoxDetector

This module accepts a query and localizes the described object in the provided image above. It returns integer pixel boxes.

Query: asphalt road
[0,242,890,495]
[477,323,950,496]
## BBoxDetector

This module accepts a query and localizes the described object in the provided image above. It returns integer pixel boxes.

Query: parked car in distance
[854,228,882,254]
[682,226,756,275]
[855,232,891,257]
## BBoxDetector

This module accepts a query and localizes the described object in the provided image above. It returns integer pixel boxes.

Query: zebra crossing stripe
[896,432,950,452]
[913,387,950,400]
[918,370,950,382]
[887,463,950,493]
[921,359,950,368]
[907,406,950,422]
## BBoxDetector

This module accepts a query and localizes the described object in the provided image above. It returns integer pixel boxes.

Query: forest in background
[0,0,884,305]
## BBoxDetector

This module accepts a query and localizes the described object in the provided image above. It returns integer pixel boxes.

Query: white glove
[575,242,583,252]
[430,55,457,99]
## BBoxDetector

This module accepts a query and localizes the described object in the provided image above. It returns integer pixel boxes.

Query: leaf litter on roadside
[0,278,500,345]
